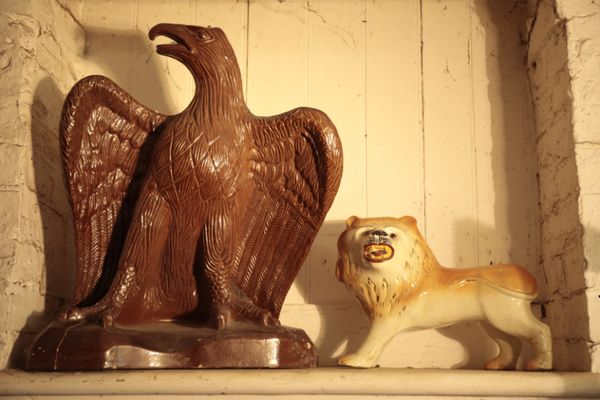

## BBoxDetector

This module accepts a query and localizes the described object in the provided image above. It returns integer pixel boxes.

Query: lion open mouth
[363,243,394,263]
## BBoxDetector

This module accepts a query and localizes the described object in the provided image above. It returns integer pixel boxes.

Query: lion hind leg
[484,302,552,371]
[481,323,520,370]
[338,317,398,368]
[524,321,552,371]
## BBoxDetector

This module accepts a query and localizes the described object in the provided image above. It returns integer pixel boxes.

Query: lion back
[446,264,538,297]
[476,264,538,296]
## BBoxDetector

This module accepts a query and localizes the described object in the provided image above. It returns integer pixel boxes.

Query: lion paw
[484,358,510,370]
[525,354,552,371]
[338,353,377,368]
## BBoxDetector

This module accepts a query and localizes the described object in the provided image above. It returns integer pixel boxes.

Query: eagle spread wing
[233,108,343,317]
[61,75,166,307]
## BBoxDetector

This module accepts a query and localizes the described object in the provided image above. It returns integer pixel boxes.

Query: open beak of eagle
[149,23,193,58]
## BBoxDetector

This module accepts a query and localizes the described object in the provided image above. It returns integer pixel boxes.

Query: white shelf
[2,368,600,399]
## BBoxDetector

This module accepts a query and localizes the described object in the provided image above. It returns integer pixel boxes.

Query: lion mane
[336,216,439,319]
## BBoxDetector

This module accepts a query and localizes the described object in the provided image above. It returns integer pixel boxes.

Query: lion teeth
[363,244,394,263]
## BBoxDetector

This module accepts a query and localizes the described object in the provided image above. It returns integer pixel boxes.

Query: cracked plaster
[526,0,600,371]
[0,0,82,368]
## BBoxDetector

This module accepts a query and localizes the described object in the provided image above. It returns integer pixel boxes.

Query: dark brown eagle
[60,24,342,328]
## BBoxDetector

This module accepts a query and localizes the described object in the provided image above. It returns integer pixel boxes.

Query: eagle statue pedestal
[23,23,342,371]
[26,321,317,369]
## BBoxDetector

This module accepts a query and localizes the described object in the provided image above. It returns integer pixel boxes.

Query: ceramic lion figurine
[335,215,552,370]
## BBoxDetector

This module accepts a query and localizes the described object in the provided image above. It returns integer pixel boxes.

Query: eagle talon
[57,303,116,326]
[261,312,280,327]
[211,298,280,328]
[58,309,83,322]
[102,311,116,329]
[232,297,280,327]
[211,304,234,330]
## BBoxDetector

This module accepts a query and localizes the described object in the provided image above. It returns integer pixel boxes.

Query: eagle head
[149,23,239,81]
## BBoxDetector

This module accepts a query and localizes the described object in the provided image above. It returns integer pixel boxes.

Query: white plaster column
[527,0,600,371]
[557,0,600,372]
[0,0,84,369]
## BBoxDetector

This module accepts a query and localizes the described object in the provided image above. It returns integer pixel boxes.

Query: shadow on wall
[9,78,75,367]
[478,0,542,276]
[10,26,173,368]
[82,27,188,114]
[293,219,372,366]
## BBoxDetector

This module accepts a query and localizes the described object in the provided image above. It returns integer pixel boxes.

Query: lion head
[336,216,438,319]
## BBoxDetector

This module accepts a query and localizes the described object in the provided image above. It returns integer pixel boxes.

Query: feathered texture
[60,25,343,325]
[61,76,166,307]
[234,108,343,316]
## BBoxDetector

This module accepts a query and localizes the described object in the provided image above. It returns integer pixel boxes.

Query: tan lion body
[336,216,552,370]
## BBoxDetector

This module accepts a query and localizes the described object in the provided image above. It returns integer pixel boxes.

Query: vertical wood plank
[135,0,195,113]
[365,0,423,220]
[469,0,497,266]
[307,0,366,221]
[422,0,477,267]
[245,0,310,304]
[246,0,308,116]
[306,0,366,305]
[470,0,540,270]
[80,0,134,77]
[81,0,134,29]
[193,0,249,85]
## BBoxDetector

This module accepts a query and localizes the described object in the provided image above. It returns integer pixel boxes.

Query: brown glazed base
[24,320,318,370]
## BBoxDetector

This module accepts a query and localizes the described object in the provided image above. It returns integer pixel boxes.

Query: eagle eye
[390,233,397,239]
[196,30,212,41]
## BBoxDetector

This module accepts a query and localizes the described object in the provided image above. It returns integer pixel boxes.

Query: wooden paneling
[421,0,478,267]
[365,0,423,221]
[246,0,308,115]
[305,0,366,304]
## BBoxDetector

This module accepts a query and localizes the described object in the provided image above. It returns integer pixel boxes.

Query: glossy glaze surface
[336,216,552,370]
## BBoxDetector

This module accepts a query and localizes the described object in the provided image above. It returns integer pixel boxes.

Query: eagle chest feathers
[151,115,252,203]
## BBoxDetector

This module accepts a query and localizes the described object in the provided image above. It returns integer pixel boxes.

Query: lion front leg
[338,317,398,368]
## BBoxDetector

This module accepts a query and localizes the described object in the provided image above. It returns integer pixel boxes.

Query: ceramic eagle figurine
[60,24,343,329]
